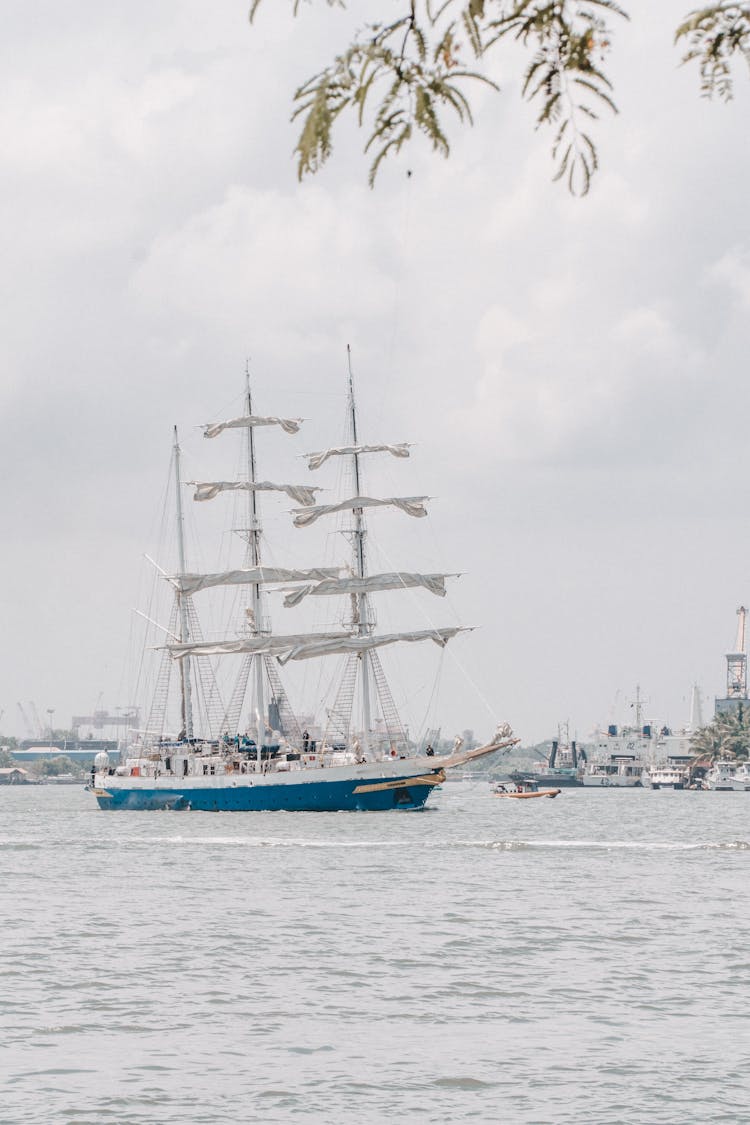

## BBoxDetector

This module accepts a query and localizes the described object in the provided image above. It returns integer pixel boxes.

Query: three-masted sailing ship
[91,359,515,811]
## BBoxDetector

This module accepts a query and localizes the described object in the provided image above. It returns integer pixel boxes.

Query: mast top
[347,345,360,450]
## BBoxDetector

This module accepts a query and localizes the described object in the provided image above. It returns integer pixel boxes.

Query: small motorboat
[493,779,561,799]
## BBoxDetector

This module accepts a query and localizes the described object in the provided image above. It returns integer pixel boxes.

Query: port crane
[71,708,140,736]
[725,606,747,699]
[16,702,36,738]
[28,701,45,738]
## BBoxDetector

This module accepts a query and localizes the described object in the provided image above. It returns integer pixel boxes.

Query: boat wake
[3,835,750,851]
[454,838,750,852]
[117,835,408,848]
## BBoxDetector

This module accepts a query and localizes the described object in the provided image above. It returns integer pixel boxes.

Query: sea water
[2,783,749,1124]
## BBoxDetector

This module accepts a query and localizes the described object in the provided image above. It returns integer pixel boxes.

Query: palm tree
[690,707,750,767]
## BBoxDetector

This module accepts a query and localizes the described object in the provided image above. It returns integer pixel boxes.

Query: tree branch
[250,2,748,194]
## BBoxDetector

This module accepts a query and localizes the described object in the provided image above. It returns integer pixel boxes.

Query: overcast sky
[2,1,749,746]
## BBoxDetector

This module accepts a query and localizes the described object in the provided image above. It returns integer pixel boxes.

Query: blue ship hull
[93,773,437,812]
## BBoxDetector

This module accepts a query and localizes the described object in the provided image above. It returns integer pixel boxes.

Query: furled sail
[192,480,319,506]
[305,443,411,471]
[167,630,355,660]
[278,626,469,664]
[293,496,429,528]
[282,572,453,608]
[172,566,341,596]
[203,415,302,438]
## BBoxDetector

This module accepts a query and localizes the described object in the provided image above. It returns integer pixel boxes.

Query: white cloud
[1,0,750,743]
[707,248,750,308]
[611,306,685,362]
[130,183,395,341]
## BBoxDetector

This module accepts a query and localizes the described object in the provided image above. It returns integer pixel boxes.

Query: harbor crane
[71,708,140,736]
[16,702,35,738]
[725,606,747,700]
[28,702,44,738]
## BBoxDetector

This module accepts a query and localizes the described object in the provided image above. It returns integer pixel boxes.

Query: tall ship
[90,358,515,811]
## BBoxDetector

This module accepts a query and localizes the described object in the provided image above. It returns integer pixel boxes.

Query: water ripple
[3,785,750,1124]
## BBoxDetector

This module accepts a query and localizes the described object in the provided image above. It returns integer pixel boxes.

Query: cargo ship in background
[512,723,585,787]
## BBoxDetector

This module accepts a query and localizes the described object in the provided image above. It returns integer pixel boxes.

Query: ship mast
[347,347,372,758]
[173,426,194,739]
[246,367,266,763]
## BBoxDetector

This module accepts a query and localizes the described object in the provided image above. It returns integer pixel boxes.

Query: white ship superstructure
[583,685,703,788]
[582,687,652,787]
